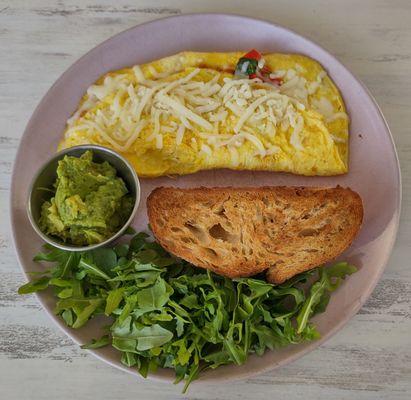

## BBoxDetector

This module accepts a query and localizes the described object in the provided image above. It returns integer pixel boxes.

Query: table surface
[1,1,410,399]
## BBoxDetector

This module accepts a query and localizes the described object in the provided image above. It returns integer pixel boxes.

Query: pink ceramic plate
[10,14,401,383]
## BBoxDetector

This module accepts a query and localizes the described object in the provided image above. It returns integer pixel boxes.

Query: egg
[59,52,349,177]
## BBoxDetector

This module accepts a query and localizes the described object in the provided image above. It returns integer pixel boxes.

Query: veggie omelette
[59,51,349,177]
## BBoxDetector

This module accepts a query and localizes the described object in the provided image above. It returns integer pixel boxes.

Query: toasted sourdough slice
[147,186,363,284]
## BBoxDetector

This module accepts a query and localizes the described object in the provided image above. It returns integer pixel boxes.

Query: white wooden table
[1,1,410,399]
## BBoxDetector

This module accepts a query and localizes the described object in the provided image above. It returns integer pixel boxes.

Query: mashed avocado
[39,151,134,245]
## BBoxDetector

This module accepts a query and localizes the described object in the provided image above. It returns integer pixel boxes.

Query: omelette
[59,52,349,177]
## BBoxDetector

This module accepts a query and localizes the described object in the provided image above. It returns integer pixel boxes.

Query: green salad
[19,230,356,392]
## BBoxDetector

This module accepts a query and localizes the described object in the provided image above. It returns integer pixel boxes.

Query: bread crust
[147,186,363,284]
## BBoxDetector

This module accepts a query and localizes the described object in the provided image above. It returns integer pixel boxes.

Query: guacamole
[39,151,134,246]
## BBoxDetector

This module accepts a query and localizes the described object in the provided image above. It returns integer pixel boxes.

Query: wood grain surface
[0,1,410,399]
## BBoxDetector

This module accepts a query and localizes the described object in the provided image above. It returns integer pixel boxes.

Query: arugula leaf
[33,246,69,263]
[203,349,231,368]
[124,226,136,235]
[129,232,150,253]
[78,254,111,280]
[252,324,282,351]
[182,364,201,394]
[296,262,357,333]
[180,294,200,309]
[135,325,174,351]
[114,244,129,258]
[89,248,118,272]
[121,351,137,367]
[70,299,103,329]
[61,309,74,326]
[223,323,247,365]
[136,278,172,312]
[55,298,103,329]
[60,252,81,277]
[81,335,110,349]
[112,317,173,351]
[18,276,50,294]
[105,288,125,315]
[175,317,185,337]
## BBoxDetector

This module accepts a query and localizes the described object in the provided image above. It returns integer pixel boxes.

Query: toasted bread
[147,186,363,284]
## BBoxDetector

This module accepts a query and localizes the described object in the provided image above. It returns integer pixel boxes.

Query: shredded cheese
[200,143,212,157]
[157,93,213,131]
[228,146,239,166]
[66,61,342,158]
[290,115,304,151]
[234,93,282,133]
[330,134,347,143]
[156,133,163,149]
[326,112,348,123]
[133,65,145,82]
[176,124,185,145]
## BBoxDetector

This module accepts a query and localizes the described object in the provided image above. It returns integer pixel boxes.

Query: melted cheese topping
[63,61,348,167]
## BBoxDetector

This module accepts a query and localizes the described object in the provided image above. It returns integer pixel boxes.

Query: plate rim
[10,12,402,385]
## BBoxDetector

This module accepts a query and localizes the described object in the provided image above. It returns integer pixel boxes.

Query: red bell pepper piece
[242,49,262,61]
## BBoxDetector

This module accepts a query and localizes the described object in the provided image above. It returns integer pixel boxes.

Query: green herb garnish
[18,231,356,392]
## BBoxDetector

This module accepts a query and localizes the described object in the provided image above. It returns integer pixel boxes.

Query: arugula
[81,335,110,349]
[296,262,357,333]
[18,232,356,392]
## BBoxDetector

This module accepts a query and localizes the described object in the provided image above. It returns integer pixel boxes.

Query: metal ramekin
[27,145,140,251]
